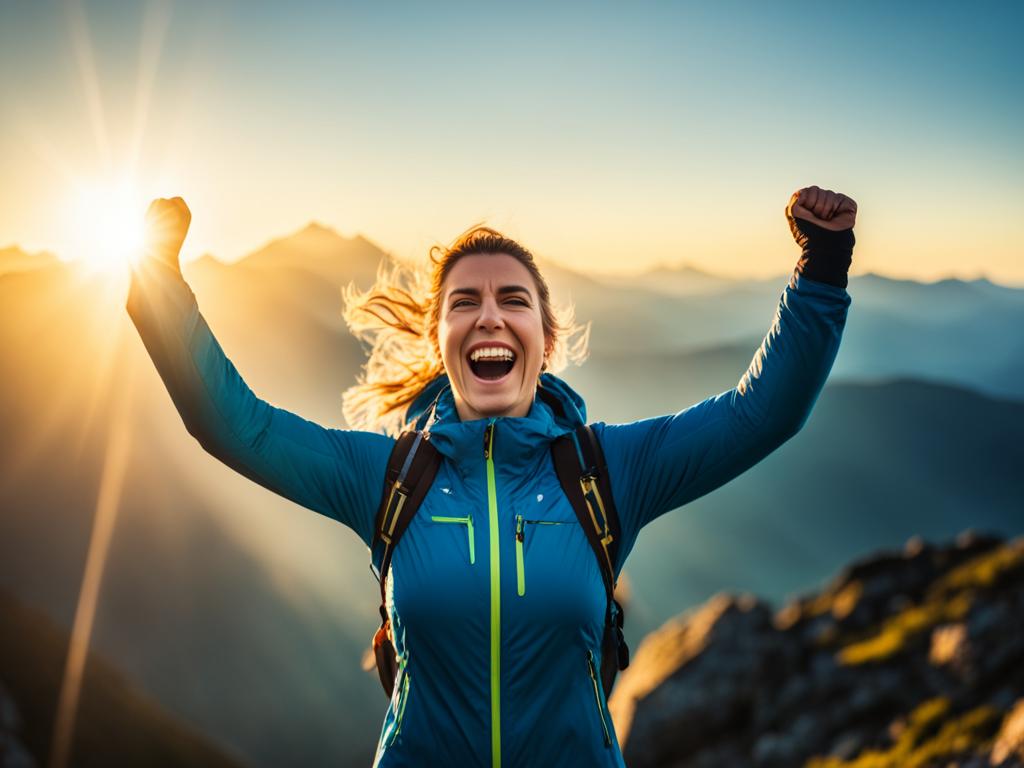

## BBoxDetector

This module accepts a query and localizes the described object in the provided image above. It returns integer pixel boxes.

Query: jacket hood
[403,372,588,471]
[405,372,587,430]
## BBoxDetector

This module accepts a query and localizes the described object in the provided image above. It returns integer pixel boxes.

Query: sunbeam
[125,1,173,180]
[5,101,80,188]
[49,343,139,768]
[70,273,136,462]
[0,272,98,496]
[65,0,111,174]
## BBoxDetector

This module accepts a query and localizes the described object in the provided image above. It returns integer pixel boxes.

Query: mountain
[237,222,389,291]
[0,587,243,767]
[541,257,783,354]
[593,264,1024,401]
[601,262,776,296]
[610,532,1024,767]
[2,224,1023,766]
[611,378,1024,647]
[190,226,1024,403]
[0,245,59,275]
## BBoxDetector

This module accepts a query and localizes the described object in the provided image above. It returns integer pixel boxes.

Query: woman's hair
[342,225,589,434]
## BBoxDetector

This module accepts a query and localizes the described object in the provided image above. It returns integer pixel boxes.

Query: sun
[62,178,148,275]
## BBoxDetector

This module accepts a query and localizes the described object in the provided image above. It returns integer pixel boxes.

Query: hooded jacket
[126,256,851,768]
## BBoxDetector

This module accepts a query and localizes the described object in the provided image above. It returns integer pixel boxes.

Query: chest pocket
[514,514,573,597]
[511,507,605,630]
[428,514,475,565]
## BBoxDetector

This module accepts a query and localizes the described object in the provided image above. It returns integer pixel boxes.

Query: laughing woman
[127,186,855,767]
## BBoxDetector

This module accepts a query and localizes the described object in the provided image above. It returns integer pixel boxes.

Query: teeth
[469,347,516,362]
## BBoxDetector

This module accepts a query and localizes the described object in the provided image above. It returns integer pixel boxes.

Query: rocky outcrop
[610,531,1024,767]
[992,700,1024,765]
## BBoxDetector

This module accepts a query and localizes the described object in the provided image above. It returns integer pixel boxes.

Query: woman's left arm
[595,187,857,569]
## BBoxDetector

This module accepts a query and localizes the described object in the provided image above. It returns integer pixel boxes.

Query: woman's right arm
[126,199,392,547]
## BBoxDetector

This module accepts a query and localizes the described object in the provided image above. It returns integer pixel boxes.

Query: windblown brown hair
[342,225,589,434]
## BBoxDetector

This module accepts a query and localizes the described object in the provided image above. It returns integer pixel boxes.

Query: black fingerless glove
[789,217,855,289]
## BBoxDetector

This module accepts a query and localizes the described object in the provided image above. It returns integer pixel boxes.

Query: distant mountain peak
[0,244,60,275]
[189,253,225,270]
[643,262,724,279]
[230,222,392,289]
[299,221,339,237]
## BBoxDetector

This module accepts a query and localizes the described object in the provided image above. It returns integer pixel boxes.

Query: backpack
[368,421,630,699]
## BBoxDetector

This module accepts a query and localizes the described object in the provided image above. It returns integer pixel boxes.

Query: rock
[610,593,794,768]
[930,622,971,671]
[992,699,1024,765]
[616,532,1024,768]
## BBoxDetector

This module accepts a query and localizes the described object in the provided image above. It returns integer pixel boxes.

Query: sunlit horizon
[6,224,1022,289]
[2,2,1022,287]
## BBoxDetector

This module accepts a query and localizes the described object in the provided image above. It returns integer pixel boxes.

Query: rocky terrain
[610,531,1024,768]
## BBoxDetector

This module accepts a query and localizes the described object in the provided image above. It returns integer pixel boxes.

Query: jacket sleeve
[593,271,851,571]
[125,256,393,548]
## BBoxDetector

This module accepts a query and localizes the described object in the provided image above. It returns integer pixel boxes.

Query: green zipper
[484,420,501,768]
[586,650,612,747]
[430,515,475,565]
[515,515,525,596]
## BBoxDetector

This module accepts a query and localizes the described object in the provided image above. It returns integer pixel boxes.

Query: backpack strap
[369,430,442,696]
[550,425,630,691]
[372,430,443,604]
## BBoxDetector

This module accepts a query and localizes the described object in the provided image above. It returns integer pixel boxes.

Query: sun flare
[62,179,148,274]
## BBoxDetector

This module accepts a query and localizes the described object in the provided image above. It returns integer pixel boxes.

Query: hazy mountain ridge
[0,244,59,275]
[614,375,1024,649]
[5,229,1024,403]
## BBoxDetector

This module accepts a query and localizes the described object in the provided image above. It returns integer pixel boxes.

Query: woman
[127,187,856,767]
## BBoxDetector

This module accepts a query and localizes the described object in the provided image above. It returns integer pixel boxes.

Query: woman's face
[438,253,548,422]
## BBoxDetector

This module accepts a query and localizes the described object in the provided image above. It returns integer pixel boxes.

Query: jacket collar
[403,373,587,470]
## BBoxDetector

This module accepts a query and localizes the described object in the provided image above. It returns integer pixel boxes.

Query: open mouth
[467,346,517,381]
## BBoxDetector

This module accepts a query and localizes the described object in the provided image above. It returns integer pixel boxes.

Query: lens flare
[63,178,148,274]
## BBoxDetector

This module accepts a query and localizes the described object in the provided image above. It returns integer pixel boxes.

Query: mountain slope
[0,588,244,768]
[616,379,1024,646]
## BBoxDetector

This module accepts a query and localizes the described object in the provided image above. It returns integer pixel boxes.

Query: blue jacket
[126,259,851,767]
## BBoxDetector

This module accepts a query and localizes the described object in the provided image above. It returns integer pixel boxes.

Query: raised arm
[595,187,857,570]
[126,198,393,547]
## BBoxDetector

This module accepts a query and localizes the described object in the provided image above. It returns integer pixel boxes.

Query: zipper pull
[483,420,495,460]
[515,514,524,542]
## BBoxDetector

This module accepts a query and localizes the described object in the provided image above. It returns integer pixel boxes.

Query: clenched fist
[786,186,857,232]
[143,197,191,273]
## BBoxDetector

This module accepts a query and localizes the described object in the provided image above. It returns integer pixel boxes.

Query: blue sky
[1,0,1021,282]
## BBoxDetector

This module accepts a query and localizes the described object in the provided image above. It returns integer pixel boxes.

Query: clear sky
[1,0,1021,283]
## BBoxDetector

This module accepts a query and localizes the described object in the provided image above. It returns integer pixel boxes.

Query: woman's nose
[476,298,505,330]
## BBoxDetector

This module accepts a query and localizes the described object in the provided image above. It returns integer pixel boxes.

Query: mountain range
[1,224,1020,766]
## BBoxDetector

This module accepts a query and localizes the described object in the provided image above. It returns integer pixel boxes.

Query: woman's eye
[506,297,529,307]
[452,299,475,309]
